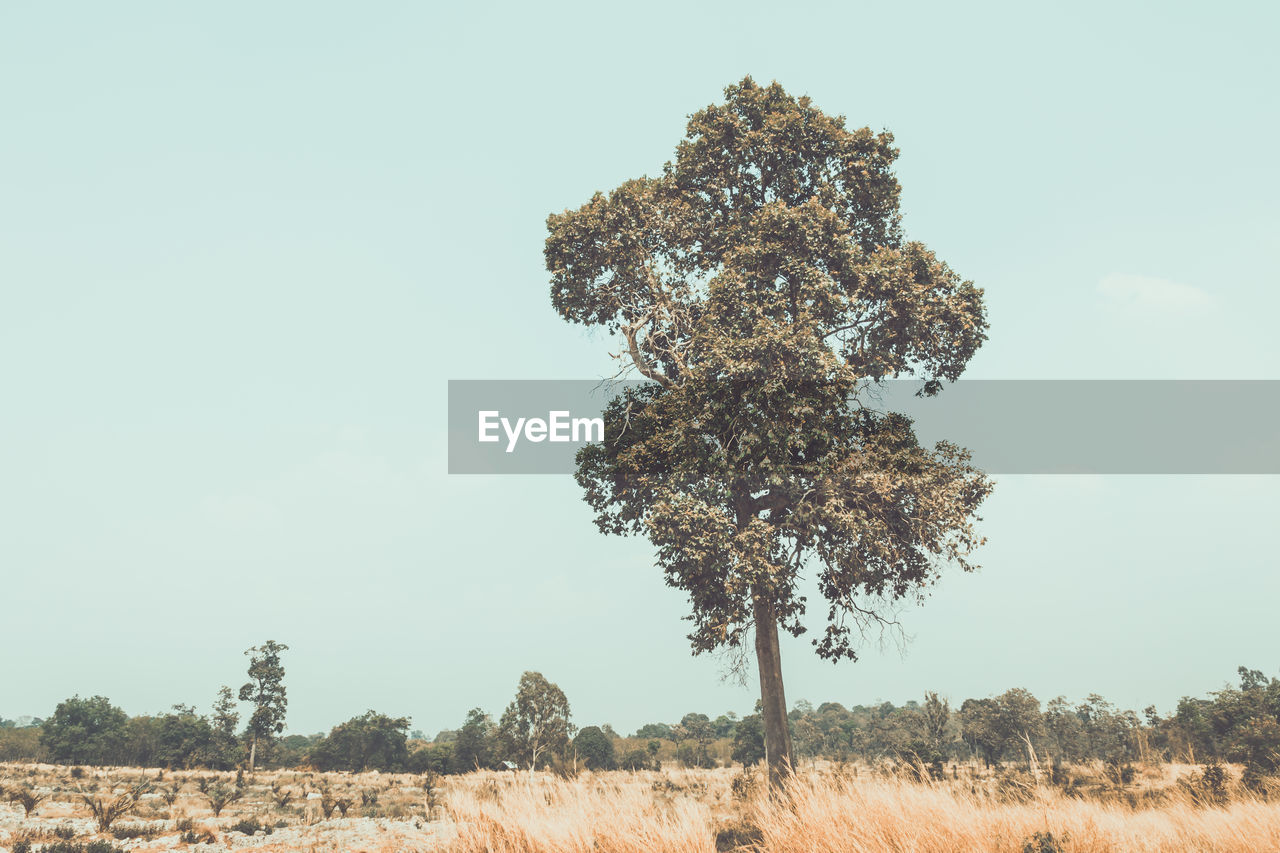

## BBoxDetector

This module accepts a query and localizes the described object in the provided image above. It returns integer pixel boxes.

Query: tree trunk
[753,593,794,789]
[248,735,257,773]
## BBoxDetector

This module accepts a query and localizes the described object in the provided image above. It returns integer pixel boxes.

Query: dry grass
[442,764,1280,853]
[3,761,1279,852]
[446,769,721,853]
[751,771,1280,853]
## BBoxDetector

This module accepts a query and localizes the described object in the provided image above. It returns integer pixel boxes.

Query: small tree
[5,785,46,817]
[159,783,181,808]
[922,691,951,763]
[421,770,442,818]
[209,686,242,770]
[239,640,289,772]
[499,671,572,774]
[646,739,662,767]
[205,781,242,817]
[319,786,338,819]
[80,781,151,831]
[732,715,766,766]
[678,713,716,767]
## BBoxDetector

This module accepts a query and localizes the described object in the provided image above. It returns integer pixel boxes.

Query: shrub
[994,771,1037,804]
[422,770,442,818]
[1180,763,1230,806]
[231,816,273,835]
[1022,831,1068,853]
[1105,759,1137,787]
[379,801,412,819]
[180,827,218,845]
[714,819,763,852]
[1241,765,1276,797]
[111,822,161,840]
[85,842,128,853]
[39,842,126,853]
[730,770,758,801]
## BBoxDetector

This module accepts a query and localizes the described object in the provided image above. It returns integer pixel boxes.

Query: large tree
[310,710,411,772]
[453,708,495,772]
[239,640,288,772]
[545,77,991,786]
[573,725,617,771]
[40,695,129,766]
[499,671,572,774]
[960,688,1043,767]
[154,705,213,769]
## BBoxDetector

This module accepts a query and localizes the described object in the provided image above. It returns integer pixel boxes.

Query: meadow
[4,759,1279,852]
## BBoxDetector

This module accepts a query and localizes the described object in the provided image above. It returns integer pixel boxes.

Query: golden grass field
[3,760,1280,852]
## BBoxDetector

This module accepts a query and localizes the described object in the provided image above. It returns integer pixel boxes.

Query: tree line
[3,653,1277,789]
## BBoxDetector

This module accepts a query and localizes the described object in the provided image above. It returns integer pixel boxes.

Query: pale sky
[2,1,1277,737]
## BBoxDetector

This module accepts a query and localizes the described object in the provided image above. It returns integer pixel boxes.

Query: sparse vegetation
[78,781,150,832]
[110,822,162,840]
[229,815,272,835]
[0,759,1276,851]
[5,651,1280,849]
[4,783,46,816]
[319,786,338,819]
[205,781,242,816]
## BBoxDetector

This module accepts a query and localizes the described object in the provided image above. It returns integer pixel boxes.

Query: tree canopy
[310,710,410,772]
[573,725,617,771]
[40,695,129,766]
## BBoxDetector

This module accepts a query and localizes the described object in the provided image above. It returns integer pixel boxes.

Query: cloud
[1098,273,1213,314]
